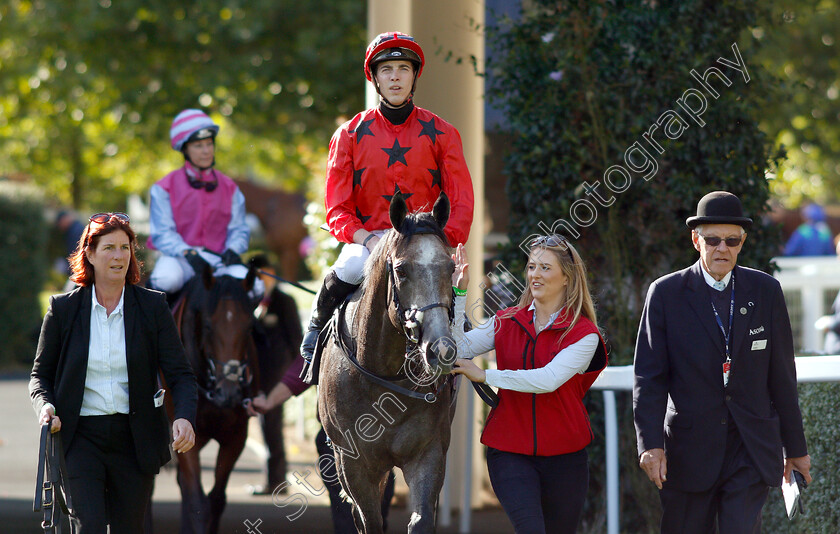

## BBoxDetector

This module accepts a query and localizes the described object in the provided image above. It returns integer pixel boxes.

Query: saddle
[33,426,74,533]
[300,291,353,386]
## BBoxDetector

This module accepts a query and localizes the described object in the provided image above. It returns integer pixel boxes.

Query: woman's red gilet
[481,306,608,456]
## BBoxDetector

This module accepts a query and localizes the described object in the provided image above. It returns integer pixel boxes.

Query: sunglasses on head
[698,233,743,247]
[530,234,568,248]
[89,212,130,224]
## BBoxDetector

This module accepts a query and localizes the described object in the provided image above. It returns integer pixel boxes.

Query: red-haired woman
[29,212,198,533]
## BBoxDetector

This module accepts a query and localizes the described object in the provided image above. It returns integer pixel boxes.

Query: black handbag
[33,425,75,533]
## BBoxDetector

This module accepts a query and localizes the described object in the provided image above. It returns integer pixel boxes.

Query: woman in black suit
[30,212,198,533]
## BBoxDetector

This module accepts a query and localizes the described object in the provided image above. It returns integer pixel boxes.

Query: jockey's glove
[184,249,210,273]
[221,249,243,266]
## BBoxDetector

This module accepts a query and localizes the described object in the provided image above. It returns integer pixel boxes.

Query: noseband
[386,258,455,345]
[197,295,255,406]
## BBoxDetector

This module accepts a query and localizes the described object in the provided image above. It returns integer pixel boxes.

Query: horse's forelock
[201,275,251,314]
[361,212,448,292]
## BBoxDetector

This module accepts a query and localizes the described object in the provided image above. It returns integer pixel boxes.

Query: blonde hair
[503,235,598,346]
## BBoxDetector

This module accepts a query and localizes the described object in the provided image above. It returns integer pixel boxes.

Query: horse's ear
[243,265,256,294]
[389,187,407,232]
[432,192,450,230]
[201,263,214,290]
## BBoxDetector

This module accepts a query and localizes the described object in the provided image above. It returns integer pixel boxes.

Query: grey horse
[318,191,458,534]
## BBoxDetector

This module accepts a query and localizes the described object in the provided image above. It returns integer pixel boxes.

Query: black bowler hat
[685,191,753,230]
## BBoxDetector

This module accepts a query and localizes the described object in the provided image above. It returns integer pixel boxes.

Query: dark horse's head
[364,191,457,379]
[186,266,258,409]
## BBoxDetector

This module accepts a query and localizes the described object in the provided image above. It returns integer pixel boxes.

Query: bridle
[196,295,255,407]
[386,258,455,345]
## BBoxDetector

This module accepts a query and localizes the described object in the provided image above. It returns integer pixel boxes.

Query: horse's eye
[395,265,407,279]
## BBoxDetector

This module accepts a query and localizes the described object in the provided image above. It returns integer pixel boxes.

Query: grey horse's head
[385,191,458,380]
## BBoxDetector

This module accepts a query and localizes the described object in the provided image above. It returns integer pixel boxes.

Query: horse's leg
[336,456,388,534]
[402,446,446,534]
[177,435,212,534]
[207,417,248,534]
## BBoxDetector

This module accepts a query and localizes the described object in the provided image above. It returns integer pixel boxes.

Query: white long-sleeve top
[452,295,598,394]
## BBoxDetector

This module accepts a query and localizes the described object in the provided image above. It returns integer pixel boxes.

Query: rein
[33,426,74,533]
[333,300,453,403]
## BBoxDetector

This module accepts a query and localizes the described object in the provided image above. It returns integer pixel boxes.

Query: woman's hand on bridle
[450,357,486,383]
[452,244,469,291]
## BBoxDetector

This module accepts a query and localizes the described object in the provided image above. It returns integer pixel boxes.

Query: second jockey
[147,109,263,299]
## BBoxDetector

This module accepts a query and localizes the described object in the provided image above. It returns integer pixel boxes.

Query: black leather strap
[34,425,74,533]
[471,381,499,408]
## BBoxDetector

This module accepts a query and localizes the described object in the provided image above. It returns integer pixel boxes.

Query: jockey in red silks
[147,109,262,299]
[300,31,475,383]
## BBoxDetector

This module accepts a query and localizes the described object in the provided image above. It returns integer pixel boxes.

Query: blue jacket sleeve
[224,188,250,254]
[149,184,190,256]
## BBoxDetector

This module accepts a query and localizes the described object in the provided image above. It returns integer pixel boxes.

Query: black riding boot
[300,271,359,385]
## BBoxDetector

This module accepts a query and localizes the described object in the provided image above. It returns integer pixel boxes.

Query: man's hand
[172,418,196,454]
[184,249,209,273]
[640,448,668,489]
[784,455,812,485]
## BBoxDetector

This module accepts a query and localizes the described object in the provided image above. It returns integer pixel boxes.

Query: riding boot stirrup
[299,272,358,384]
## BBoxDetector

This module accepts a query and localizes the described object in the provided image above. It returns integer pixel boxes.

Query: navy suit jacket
[633,261,807,491]
[29,284,197,475]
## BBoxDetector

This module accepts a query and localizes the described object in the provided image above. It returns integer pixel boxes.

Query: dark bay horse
[174,267,259,534]
[318,192,458,534]
[235,179,307,281]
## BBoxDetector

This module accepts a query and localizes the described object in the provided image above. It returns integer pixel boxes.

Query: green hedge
[0,182,49,367]
[761,380,840,532]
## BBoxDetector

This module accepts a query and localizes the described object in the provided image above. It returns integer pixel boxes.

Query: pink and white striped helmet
[170,109,219,151]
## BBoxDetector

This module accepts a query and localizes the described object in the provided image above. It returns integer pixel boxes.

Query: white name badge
[751,339,767,351]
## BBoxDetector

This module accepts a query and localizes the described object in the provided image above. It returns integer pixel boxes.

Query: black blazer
[633,262,807,491]
[29,284,197,475]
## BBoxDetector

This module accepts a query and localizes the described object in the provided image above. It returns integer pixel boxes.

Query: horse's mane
[186,273,251,314]
[362,211,449,293]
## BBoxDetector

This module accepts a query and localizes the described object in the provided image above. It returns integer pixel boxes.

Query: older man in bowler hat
[633,191,812,533]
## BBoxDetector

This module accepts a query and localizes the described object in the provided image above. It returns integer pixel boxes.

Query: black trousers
[486,447,589,534]
[65,414,154,534]
[315,427,395,533]
[260,402,287,490]
[659,423,770,534]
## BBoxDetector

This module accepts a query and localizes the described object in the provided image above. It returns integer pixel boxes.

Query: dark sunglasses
[530,234,568,248]
[89,212,130,224]
[698,233,743,247]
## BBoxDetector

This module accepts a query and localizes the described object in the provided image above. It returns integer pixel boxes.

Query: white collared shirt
[701,267,732,291]
[451,296,598,394]
[80,285,130,416]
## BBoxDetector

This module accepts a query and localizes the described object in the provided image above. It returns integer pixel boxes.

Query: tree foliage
[0,0,365,208]
[0,182,48,365]
[751,0,840,205]
[486,1,782,531]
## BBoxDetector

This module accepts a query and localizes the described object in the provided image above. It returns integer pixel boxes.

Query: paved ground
[0,375,512,533]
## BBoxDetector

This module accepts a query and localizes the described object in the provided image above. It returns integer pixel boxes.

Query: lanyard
[710,273,734,387]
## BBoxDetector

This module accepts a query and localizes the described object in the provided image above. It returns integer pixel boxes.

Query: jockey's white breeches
[149,249,264,299]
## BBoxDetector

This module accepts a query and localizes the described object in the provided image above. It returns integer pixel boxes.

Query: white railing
[773,256,840,353]
[591,356,840,534]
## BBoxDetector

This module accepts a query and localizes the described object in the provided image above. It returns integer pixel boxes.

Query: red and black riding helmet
[364,31,425,82]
